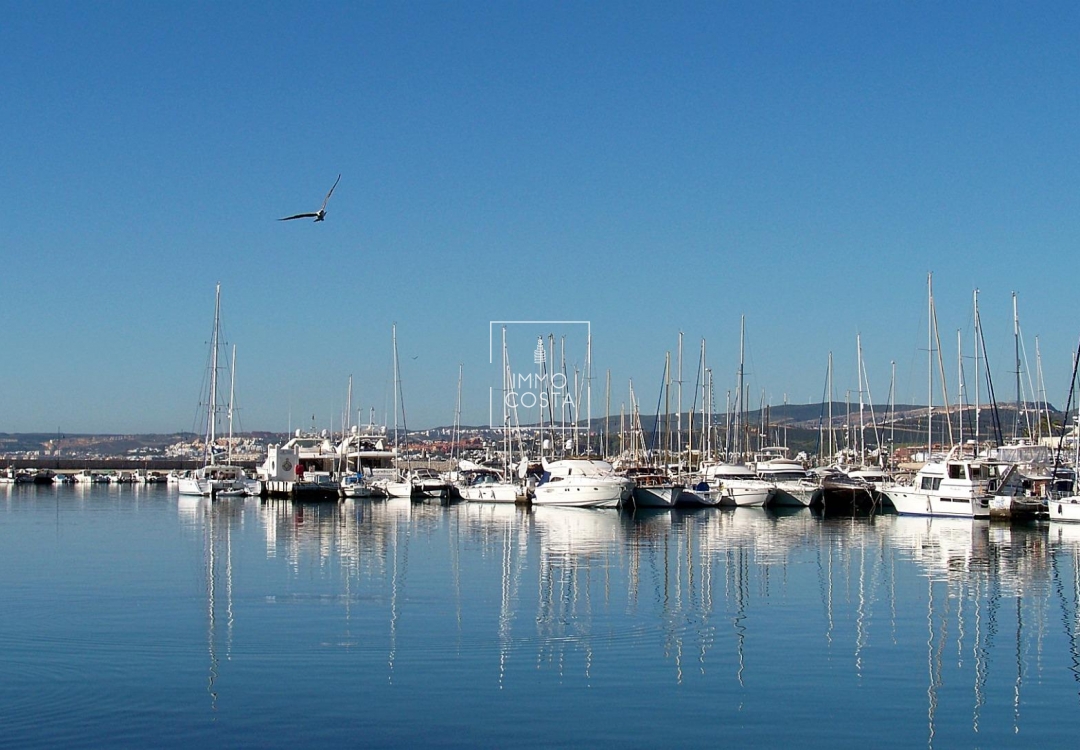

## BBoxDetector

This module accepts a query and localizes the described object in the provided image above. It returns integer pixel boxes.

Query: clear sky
[3,2,1079,434]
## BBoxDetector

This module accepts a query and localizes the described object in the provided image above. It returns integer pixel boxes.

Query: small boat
[0,467,34,484]
[622,468,682,509]
[457,466,520,503]
[73,469,111,484]
[385,467,452,500]
[340,471,375,498]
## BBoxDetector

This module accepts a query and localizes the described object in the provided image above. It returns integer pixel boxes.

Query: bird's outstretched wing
[278,212,319,221]
[320,174,341,211]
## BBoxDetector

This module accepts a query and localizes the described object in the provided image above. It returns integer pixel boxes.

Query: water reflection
[178,495,243,712]
[172,495,1080,742]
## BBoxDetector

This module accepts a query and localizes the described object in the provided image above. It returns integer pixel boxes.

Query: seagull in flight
[278,174,341,222]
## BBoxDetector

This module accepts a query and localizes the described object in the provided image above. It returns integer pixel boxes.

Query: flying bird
[278,174,341,222]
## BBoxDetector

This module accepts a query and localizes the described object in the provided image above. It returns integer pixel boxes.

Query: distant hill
[0,400,1066,460]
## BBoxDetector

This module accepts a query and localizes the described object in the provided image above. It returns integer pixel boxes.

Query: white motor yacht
[532,458,633,508]
[698,462,774,507]
[457,467,520,503]
[755,457,818,507]
[881,446,1013,518]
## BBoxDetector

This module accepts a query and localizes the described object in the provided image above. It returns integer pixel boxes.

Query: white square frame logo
[487,320,591,430]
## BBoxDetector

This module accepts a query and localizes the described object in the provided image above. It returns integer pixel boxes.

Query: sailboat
[458,327,523,503]
[880,275,1017,518]
[382,324,451,500]
[178,284,246,498]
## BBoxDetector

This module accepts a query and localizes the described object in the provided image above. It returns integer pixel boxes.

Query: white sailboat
[178,284,245,498]
[880,275,1016,519]
[458,327,523,503]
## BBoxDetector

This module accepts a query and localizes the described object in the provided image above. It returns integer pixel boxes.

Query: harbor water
[3,483,1080,748]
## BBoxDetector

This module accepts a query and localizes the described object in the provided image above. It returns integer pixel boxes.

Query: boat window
[947,464,963,480]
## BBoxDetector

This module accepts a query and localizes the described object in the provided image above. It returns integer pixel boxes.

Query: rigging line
[976,305,1005,446]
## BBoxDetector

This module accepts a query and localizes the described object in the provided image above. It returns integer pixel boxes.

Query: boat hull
[1050,498,1080,523]
[631,484,682,508]
[715,481,773,507]
[533,480,628,508]
[769,480,818,507]
[460,483,520,503]
[883,488,991,518]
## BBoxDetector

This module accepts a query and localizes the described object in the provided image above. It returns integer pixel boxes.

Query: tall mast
[345,375,353,433]
[501,327,509,470]
[827,351,834,459]
[1036,336,1049,442]
[452,363,462,464]
[228,343,236,466]
[586,329,593,456]
[974,289,981,451]
[699,338,707,461]
[664,351,672,461]
[889,360,896,463]
[207,283,222,464]
[736,316,745,459]
[677,332,684,470]
[857,333,865,465]
[392,323,399,454]
[957,328,964,448]
[927,273,933,457]
[1013,291,1022,441]
[931,279,954,446]
[605,369,611,458]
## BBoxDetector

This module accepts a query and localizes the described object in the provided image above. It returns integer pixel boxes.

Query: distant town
[1,401,1068,470]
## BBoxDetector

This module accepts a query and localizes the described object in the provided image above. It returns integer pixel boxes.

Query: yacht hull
[631,484,682,508]
[884,488,991,518]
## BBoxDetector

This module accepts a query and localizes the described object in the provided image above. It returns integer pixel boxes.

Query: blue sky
[3,2,1079,434]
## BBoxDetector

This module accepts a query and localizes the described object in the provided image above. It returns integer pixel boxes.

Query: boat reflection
[179,495,245,712]
[181,494,1080,738]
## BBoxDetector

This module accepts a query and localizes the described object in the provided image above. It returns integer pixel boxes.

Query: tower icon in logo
[533,337,546,365]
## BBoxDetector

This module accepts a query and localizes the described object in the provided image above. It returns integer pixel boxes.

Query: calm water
[3,484,1080,748]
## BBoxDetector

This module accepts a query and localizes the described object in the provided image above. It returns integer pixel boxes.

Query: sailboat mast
[228,344,236,466]
[586,330,592,456]
[857,333,865,466]
[452,363,462,464]
[974,289,981,452]
[207,283,222,463]
[392,323,399,457]
[927,273,933,458]
[957,329,964,448]
[889,360,896,462]
[677,331,684,470]
[664,351,672,461]
[828,351,834,459]
[1013,291,1022,440]
[737,316,745,459]
[605,369,611,458]
[501,327,509,469]
[699,338,707,461]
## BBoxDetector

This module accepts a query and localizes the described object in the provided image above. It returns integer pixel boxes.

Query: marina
[8,4,1080,748]
[3,482,1080,748]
